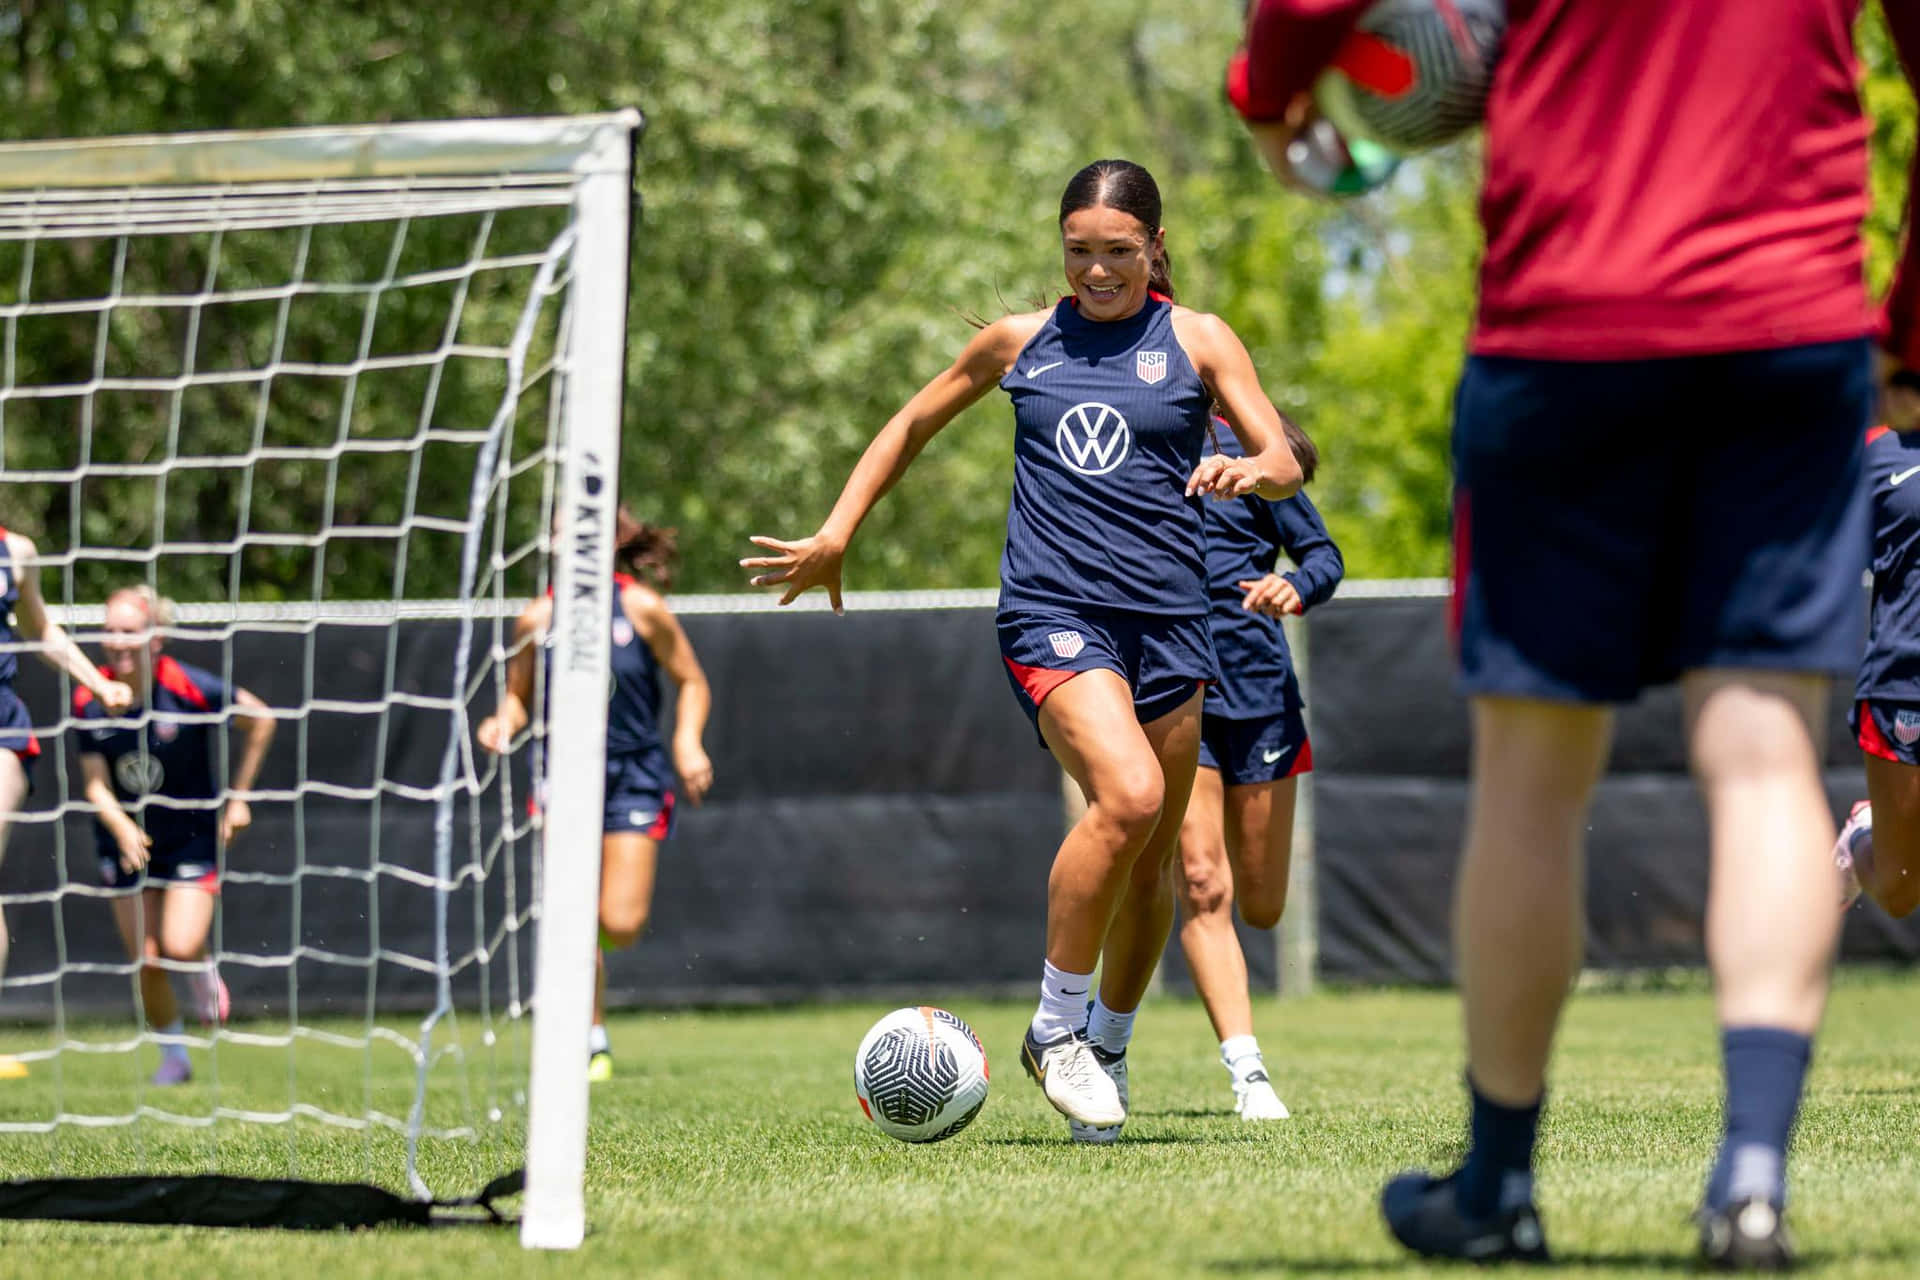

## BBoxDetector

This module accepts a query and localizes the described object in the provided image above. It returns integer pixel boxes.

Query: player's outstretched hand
[1237,574,1303,618]
[220,797,252,845]
[98,680,135,715]
[742,534,846,613]
[475,715,512,755]
[116,824,153,874]
[1186,454,1268,500]
[674,741,714,807]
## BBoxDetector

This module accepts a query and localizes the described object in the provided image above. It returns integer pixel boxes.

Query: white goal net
[0,114,637,1248]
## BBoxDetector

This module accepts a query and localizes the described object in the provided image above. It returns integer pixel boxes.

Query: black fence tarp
[0,593,1909,1021]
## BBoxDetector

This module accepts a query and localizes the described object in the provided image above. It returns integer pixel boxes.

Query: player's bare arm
[78,751,150,873]
[476,597,551,755]
[7,533,133,713]
[743,310,1050,612]
[626,584,714,806]
[1171,309,1302,501]
[220,686,276,845]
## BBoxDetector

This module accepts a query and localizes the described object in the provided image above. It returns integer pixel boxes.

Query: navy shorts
[99,830,218,892]
[1853,699,1920,767]
[1452,339,1873,702]
[0,685,39,786]
[1198,709,1313,787]
[998,604,1215,742]
[604,751,676,840]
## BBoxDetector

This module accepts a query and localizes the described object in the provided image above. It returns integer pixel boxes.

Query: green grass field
[1,972,1918,1278]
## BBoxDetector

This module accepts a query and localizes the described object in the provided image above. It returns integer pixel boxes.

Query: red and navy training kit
[997,295,1219,738]
[1199,421,1343,786]
[544,575,676,840]
[1854,426,1920,765]
[0,529,40,771]
[1230,0,1920,702]
[76,656,228,891]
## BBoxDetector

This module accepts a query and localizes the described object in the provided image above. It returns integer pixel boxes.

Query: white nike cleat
[1068,1045,1129,1144]
[1835,800,1871,909]
[1022,1028,1125,1128]
[1234,1071,1291,1121]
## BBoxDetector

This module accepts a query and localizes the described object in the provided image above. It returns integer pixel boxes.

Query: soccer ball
[853,1007,990,1143]
[1315,0,1505,152]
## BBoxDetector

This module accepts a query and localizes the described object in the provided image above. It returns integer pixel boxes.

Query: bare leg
[0,750,26,992]
[111,889,178,1030]
[1176,767,1248,1042]
[1860,754,1920,917]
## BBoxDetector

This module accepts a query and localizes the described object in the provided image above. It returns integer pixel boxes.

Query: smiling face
[101,591,159,686]
[1060,203,1162,322]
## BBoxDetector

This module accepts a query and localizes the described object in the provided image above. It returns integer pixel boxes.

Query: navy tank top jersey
[999,296,1213,616]
[0,529,18,687]
[605,575,666,759]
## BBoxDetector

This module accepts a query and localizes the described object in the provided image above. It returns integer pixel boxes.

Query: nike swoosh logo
[1023,360,1063,378]
[1262,747,1291,764]
[1893,465,1920,486]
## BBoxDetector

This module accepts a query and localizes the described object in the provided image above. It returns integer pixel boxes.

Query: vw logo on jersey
[114,750,165,796]
[611,617,635,648]
[1055,402,1131,477]
[1136,350,1167,385]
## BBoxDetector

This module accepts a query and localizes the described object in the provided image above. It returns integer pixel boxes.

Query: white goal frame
[0,112,638,1249]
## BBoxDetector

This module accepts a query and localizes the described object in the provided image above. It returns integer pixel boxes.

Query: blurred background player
[1173,412,1341,1121]
[744,159,1302,1141]
[1838,421,1920,918]
[477,508,713,1083]
[1229,0,1920,1267]
[77,585,274,1086]
[0,526,133,1079]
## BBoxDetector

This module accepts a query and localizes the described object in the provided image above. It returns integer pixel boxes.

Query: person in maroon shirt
[1231,1,1920,1269]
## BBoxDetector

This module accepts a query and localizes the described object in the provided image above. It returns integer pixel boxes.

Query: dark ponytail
[613,505,679,591]
[1059,159,1173,301]
[1280,412,1319,485]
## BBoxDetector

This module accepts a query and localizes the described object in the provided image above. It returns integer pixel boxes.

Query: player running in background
[477,509,713,1083]
[744,159,1302,1141]
[0,527,133,1079]
[77,586,274,1086]
[1177,413,1341,1122]
[1230,0,1920,1267]
[1837,423,1920,918]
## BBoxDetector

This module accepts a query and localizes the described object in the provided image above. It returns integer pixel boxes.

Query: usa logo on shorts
[1896,709,1920,747]
[154,720,179,744]
[1048,630,1085,660]
[1136,350,1167,385]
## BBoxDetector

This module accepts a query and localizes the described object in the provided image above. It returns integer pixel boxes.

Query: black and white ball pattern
[1316,0,1505,152]
[853,1007,990,1143]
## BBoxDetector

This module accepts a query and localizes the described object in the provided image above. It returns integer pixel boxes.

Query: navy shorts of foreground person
[1451,339,1874,702]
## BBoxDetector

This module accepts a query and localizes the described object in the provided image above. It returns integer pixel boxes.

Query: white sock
[1030,960,1094,1042]
[1086,996,1136,1054]
[1221,1034,1263,1083]
[588,1023,610,1056]
[159,1018,189,1063]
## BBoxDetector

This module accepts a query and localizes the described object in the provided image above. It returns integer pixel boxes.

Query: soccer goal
[0,113,639,1248]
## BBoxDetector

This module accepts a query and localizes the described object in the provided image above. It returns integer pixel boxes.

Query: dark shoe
[1380,1170,1550,1264]
[1698,1196,1794,1272]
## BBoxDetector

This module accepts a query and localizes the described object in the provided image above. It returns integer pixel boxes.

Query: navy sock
[1707,1027,1811,1209]
[1456,1076,1542,1219]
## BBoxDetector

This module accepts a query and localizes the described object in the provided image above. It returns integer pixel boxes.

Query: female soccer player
[1233,0,1920,1267]
[476,509,713,1083]
[1176,414,1341,1121]
[743,159,1302,1140]
[1836,423,1920,918]
[77,585,275,1086]
[0,527,134,1079]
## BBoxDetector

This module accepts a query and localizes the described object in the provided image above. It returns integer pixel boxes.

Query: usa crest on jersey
[1136,350,1167,385]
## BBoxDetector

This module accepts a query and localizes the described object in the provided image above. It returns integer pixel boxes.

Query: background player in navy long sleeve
[1837,424,1920,917]
[1174,415,1340,1122]
[477,509,713,1084]
[0,527,132,1081]
[746,160,1302,1140]
[1230,0,1920,1267]
[78,586,274,1086]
